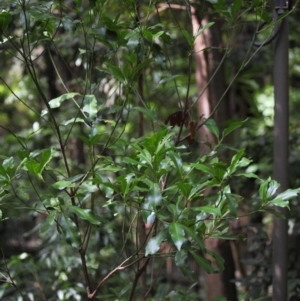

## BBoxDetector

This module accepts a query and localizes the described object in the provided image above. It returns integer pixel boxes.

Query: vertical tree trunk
[206,19,230,128]
[205,239,238,301]
[272,11,289,301]
[192,12,214,154]
[191,7,238,301]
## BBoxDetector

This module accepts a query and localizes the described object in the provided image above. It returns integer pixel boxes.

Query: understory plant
[0,0,298,300]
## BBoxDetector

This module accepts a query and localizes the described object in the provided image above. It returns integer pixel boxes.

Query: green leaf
[168,151,183,176]
[88,127,101,145]
[40,211,56,233]
[123,157,140,165]
[1,157,14,180]
[169,223,186,251]
[68,206,101,225]
[229,149,244,174]
[52,180,76,190]
[158,75,181,85]
[24,149,53,181]
[188,182,209,200]
[29,149,43,158]
[49,93,80,109]
[123,52,137,64]
[194,22,214,39]
[205,119,219,139]
[79,181,98,194]
[79,48,86,54]
[153,30,165,40]
[256,7,272,23]
[16,150,29,160]
[140,128,169,155]
[212,162,227,182]
[182,29,193,46]
[155,133,174,156]
[100,182,115,198]
[210,232,236,240]
[266,188,299,208]
[38,148,53,180]
[98,63,126,83]
[222,119,247,138]
[180,224,205,250]
[98,165,122,172]
[61,214,80,249]
[272,189,300,202]
[138,149,152,166]
[266,180,280,199]
[176,182,192,198]
[131,59,153,78]
[61,117,85,126]
[237,157,252,168]
[166,203,178,219]
[65,174,85,183]
[117,173,135,196]
[225,193,238,216]
[190,251,216,274]
[79,135,92,146]
[145,229,168,256]
[260,208,285,219]
[49,197,61,209]
[145,183,162,208]
[207,249,225,272]
[235,172,260,179]
[190,163,212,174]
[0,167,9,184]
[175,249,196,281]
[3,157,14,171]
[83,95,98,120]
[0,11,12,32]
[133,106,158,121]
[142,27,153,42]
[259,178,272,201]
[174,249,188,266]
[231,0,242,15]
[191,205,221,217]
[25,159,40,177]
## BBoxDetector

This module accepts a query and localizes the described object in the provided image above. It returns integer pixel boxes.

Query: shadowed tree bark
[192,12,214,155]
[272,9,289,301]
[191,4,238,301]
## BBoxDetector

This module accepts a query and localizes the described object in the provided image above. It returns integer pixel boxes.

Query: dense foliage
[0,0,300,300]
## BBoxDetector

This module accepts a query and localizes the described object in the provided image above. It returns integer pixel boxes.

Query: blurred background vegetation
[0,0,300,300]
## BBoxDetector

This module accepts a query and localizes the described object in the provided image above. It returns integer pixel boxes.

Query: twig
[0,248,27,300]
[87,256,147,299]
[128,257,150,301]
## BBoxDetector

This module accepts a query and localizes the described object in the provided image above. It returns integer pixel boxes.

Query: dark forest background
[0,1,300,300]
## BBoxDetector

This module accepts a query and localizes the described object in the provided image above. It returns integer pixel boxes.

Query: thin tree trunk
[272,12,289,301]
[191,7,238,301]
[206,19,230,128]
[192,14,214,154]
